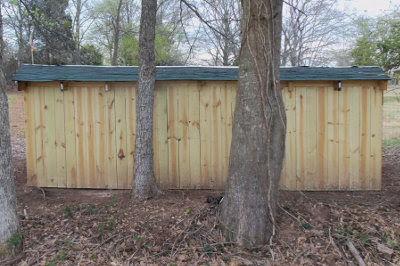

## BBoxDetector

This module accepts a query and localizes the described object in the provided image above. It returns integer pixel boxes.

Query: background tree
[69,0,93,64]
[199,0,241,66]
[20,0,76,65]
[0,0,20,259]
[132,0,160,201]
[351,10,400,71]
[220,0,286,246]
[281,0,346,66]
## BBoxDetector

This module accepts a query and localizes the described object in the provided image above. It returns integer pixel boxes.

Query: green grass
[383,137,400,147]
[7,94,19,108]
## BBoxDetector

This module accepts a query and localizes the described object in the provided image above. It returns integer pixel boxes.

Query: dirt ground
[2,92,400,265]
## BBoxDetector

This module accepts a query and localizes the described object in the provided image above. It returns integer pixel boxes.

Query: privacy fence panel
[24,80,383,190]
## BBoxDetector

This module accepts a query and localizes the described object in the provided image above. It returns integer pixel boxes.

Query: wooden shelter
[14,65,390,190]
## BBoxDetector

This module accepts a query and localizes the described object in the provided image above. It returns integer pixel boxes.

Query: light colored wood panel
[280,83,297,190]
[370,87,382,190]
[210,84,223,188]
[155,86,168,189]
[43,87,57,187]
[304,87,318,189]
[360,86,371,189]
[317,87,328,190]
[24,87,37,186]
[327,87,339,189]
[178,84,191,188]
[54,88,66,187]
[220,83,230,187]
[188,84,201,188]
[86,87,97,188]
[200,83,211,189]
[34,87,46,187]
[126,84,136,188]
[104,88,118,188]
[338,85,351,189]
[74,87,86,188]
[153,88,160,185]
[93,86,106,188]
[296,87,306,190]
[349,86,361,189]
[167,85,180,188]
[64,87,77,188]
[115,86,129,188]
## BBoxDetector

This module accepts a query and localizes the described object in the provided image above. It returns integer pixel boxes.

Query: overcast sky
[338,0,400,16]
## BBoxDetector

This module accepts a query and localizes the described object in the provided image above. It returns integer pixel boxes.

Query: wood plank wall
[24,80,383,190]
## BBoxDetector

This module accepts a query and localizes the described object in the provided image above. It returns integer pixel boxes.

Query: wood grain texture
[154,84,168,188]
[115,86,129,188]
[24,86,37,186]
[126,83,136,188]
[25,80,384,191]
[64,86,77,188]
[54,88,66,187]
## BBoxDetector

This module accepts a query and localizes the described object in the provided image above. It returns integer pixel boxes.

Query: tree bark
[132,0,160,201]
[0,0,21,259]
[219,0,285,246]
[111,0,123,66]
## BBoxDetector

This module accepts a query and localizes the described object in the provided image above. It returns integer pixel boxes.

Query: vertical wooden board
[167,85,180,188]
[317,87,328,190]
[64,87,77,188]
[338,85,351,189]
[24,87,37,186]
[326,87,339,190]
[200,83,211,188]
[54,88,66,187]
[43,87,57,187]
[304,87,318,189]
[349,86,361,189]
[126,84,136,188]
[285,84,297,190]
[93,86,106,188]
[360,86,371,190]
[210,84,223,188]
[279,83,290,190]
[74,87,86,188]
[104,87,118,188]
[115,87,129,188]
[220,83,230,187]
[155,85,168,188]
[295,86,306,190]
[87,87,97,188]
[178,83,191,188]
[153,88,160,184]
[370,87,382,190]
[34,87,45,187]
[188,83,201,188]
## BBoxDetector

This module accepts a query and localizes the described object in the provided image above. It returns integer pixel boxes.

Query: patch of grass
[64,204,73,218]
[7,232,26,247]
[83,204,96,215]
[7,94,19,108]
[108,216,115,230]
[383,137,400,147]
[384,96,400,103]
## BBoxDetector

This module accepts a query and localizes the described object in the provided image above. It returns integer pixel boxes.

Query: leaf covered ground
[3,92,400,265]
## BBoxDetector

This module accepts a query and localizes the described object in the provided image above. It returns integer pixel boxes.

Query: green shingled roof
[13,64,390,82]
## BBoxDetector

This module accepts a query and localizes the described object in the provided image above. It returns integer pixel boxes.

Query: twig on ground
[346,240,366,266]
[327,227,354,266]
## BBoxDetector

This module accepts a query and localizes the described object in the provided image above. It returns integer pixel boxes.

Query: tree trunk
[111,0,123,66]
[0,1,20,259]
[132,0,160,201]
[219,0,285,246]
